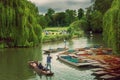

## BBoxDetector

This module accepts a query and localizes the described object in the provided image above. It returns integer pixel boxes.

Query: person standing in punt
[46,53,52,71]
[64,39,66,48]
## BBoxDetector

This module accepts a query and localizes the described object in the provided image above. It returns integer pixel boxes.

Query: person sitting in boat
[38,63,44,70]
[38,63,49,71]
[29,61,38,68]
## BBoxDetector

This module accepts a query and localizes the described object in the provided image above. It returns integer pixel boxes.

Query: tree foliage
[52,12,66,26]
[85,7,103,33]
[0,0,42,47]
[70,18,88,32]
[38,15,47,29]
[83,0,114,33]
[103,0,120,54]
[45,8,55,26]
[78,8,84,20]
[65,9,77,26]
[90,11,103,33]
[85,7,93,32]
[43,8,77,27]
[93,0,114,14]
[68,17,87,37]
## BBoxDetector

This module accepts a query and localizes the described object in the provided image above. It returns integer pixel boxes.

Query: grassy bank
[42,27,69,43]
[42,34,70,43]
[45,27,68,31]
[42,27,83,43]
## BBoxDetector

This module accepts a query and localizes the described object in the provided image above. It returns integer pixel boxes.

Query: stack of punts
[87,55,120,66]
[58,46,120,79]
[75,48,112,57]
[89,55,120,80]
[100,74,120,80]
[93,69,120,80]
[76,46,112,55]
[57,47,113,67]
[58,46,112,57]
[43,47,68,54]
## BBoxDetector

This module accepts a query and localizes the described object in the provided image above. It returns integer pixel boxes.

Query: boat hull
[28,61,54,76]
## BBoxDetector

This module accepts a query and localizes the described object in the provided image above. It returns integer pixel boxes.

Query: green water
[0,34,104,80]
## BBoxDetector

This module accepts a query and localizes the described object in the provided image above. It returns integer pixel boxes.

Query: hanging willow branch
[0,0,42,47]
[103,0,120,54]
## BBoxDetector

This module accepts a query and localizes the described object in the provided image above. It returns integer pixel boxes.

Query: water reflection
[68,40,74,49]
[0,47,42,80]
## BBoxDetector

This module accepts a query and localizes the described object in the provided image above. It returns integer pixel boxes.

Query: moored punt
[76,47,112,55]
[58,55,94,67]
[91,68,104,71]
[43,49,56,54]
[58,46,112,57]
[110,73,120,77]
[100,73,120,80]
[44,47,68,54]
[92,71,108,76]
[89,55,120,79]
[100,74,117,80]
[28,61,54,76]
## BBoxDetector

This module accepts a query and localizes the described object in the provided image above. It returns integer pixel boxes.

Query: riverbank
[42,34,70,43]
[42,27,83,43]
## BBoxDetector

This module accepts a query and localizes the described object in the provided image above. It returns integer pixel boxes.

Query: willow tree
[93,0,114,14]
[0,0,42,48]
[103,0,120,54]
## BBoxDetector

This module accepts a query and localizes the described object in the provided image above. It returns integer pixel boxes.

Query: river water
[0,34,105,80]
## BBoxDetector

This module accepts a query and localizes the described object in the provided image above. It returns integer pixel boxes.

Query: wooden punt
[92,71,108,76]
[102,65,120,71]
[43,49,57,53]
[100,73,120,80]
[100,74,117,80]
[44,48,68,54]
[58,55,93,67]
[91,68,104,71]
[28,61,54,76]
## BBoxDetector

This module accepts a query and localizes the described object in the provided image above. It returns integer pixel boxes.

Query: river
[0,34,105,80]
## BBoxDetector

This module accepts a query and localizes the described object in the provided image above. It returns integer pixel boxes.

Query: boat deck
[58,55,99,67]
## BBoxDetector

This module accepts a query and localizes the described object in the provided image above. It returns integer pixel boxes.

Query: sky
[29,0,92,14]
